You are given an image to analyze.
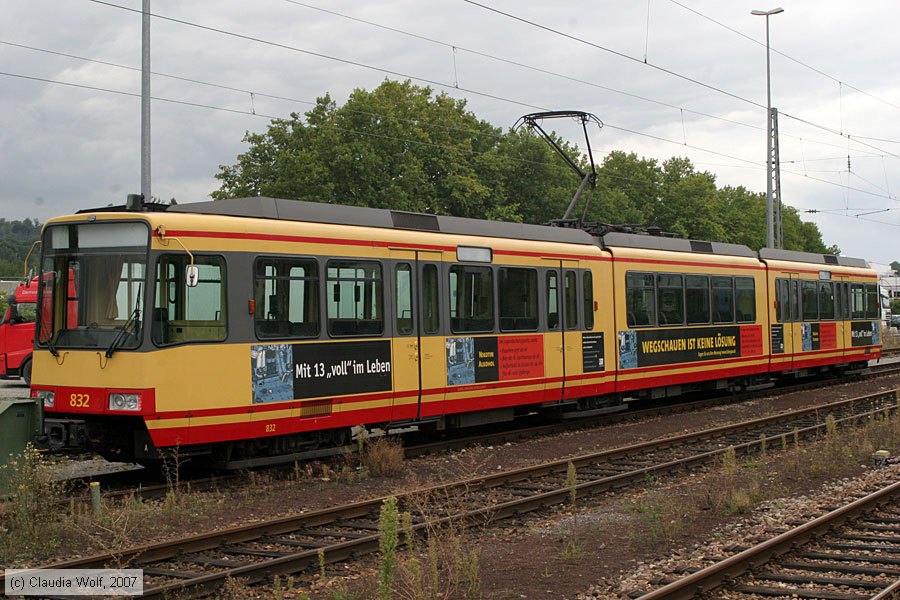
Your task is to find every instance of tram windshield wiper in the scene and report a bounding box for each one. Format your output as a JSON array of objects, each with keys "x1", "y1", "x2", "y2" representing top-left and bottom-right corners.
[
  {"x1": 46, "y1": 329, "x2": 60, "y2": 358},
  {"x1": 105, "y1": 284, "x2": 142, "y2": 359}
]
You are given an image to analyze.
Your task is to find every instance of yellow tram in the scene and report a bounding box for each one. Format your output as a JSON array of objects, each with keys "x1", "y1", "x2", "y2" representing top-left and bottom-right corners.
[{"x1": 30, "y1": 197, "x2": 880, "y2": 466}]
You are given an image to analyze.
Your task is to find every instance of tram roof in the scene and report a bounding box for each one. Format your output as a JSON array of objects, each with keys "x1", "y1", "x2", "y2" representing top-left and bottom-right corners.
[
  {"x1": 167, "y1": 197, "x2": 599, "y2": 246},
  {"x1": 599, "y1": 231, "x2": 757, "y2": 258},
  {"x1": 758, "y1": 247, "x2": 868, "y2": 269}
]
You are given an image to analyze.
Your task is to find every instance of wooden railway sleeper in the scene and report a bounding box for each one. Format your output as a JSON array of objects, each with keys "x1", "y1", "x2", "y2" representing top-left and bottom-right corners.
[
  {"x1": 835, "y1": 532, "x2": 900, "y2": 543},
  {"x1": 142, "y1": 567, "x2": 201, "y2": 579},
  {"x1": 731, "y1": 583, "x2": 872, "y2": 599},
  {"x1": 852, "y1": 522, "x2": 900, "y2": 532},
  {"x1": 218, "y1": 545, "x2": 294, "y2": 558},
  {"x1": 260, "y1": 536, "x2": 329, "y2": 549},
  {"x1": 825, "y1": 541, "x2": 900, "y2": 553},
  {"x1": 865, "y1": 516, "x2": 900, "y2": 524},
  {"x1": 750, "y1": 570, "x2": 889, "y2": 589},
  {"x1": 180, "y1": 554, "x2": 250, "y2": 569},
  {"x1": 799, "y1": 550, "x2": 900, "y2": 566},
  {"x1": 289, "y1": 528, "x2": 373, "y2": 539},
  {"x1": 779, "y1": 559, "x2": 900, "y2": 577}
]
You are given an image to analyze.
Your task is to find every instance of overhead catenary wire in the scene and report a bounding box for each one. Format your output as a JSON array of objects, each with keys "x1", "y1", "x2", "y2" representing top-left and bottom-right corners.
[
  {"x1": 8, "y1": 0, "x2": 899, "y2": 235},
  {"x1": 81, "y1": 0, "x2": 900, "y2": 160},
  {"x1": 667, "y1": 0, "x2": 900, "y2": 115},
  {"x1": 462, "y1": 0, "x2": 900, "y2": 160},
  {"x1": 6, "y1": 63, "x2": 898, "y2": 213}
]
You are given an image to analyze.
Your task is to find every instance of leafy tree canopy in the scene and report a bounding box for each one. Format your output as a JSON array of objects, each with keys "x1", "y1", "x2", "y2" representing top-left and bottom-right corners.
[
  {"x1": 214, "y1": 79, "x2": 835, "y2": 254},
  {"x1": 0, "y1": 218, "x2": 42, "y2": 278}
]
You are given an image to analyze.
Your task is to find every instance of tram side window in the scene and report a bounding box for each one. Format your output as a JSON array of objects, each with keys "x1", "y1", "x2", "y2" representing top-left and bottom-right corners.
[
  {"x1": 626, "y1": 272, "x2": 655, "y2": 327},
  {"x1": 583, "y1": 271, "x2": 594, "y2": 331},
  {"x1": 711, "y1": 276, "x2": 734, "y2": 323},
  {"x1": 790, "y1": 280, "x2": 800, "y2": 323},
  {"x1": 499, "y1": 268, "x2": 538, "y2": 331},
  {"x1": 395, "y1": 264, "x2": 413, "y2": 335},
  {"x1": 818, "y1": 281, "x2": 835, "y2": 320},
  {"x1": 775, "y1": 279, "x2": 789, "y2": 322},
  {"x1": 656, "y1": 274, "x2": 684, "y2": 326},
  {"x1": 153, "y1": 255, "x2": 226, "y2": 345},
  {"x1": 422, "y1": 264, "x2": 439, "y2": 334},
  {"x1": 254, "y1": 258, "x2": 319, "y2": 339},
  {"x1": 801, "y1": 280, "x2": 818, "y2": 321},
  {"x1": 865, "y1": 283, "x2": 879, "y2": 319},
  {"x1": 850, "y1": 284, "x2": 865, "y2": 319},
  {"x1": 449, "y1": 265, "x2": 493, "y2": 333},
  {"x1": 735, "y1": 277, "x2": 756, "y2": 323},
  {"x1": 564, "y1": 271, "x2": 578, "y2": 330},
  {"x1": 546, "y1": 271, "x2": 559, "y2": 330},
  {"x1": 326, "y1": 260, "x2": 383, "y2": 337},
  {"x1": 686, "y1": 275, "x2": 710, "y2": 325},
  {"x1": 835, "y1": 282, "x2": 849, "y2": 320}
]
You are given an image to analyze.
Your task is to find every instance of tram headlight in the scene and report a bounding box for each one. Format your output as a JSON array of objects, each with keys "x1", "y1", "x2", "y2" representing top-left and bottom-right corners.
[
  {"x1": 32, "y1": 389, "x2": 54, "y2": 408},
  {"x1": 108, "y1": 393, "x2": 141, "y2": 412}
]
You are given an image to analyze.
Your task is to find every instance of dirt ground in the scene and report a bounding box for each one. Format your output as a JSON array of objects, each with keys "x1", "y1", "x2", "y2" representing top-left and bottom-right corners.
[{"x1": 5, "y1": 372, "x2": 900, "y2": 599}]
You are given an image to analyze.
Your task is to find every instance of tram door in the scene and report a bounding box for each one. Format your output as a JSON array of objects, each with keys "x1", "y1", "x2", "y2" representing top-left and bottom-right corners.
[
  {"x1": 390, "y1": 250, "x2": 443, "y2": 421},
  {"x1": 786, "y1": 274, "x2": 801, "y2": 370},
  {"x1": 835, "y1": 275, "x2": 849, "y2": 362},
  {"x1": 542, "y1": 259, "x2": 580, "y2": 402}
]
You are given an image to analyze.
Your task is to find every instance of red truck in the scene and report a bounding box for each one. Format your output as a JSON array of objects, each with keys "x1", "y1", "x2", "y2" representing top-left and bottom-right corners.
[{"x1": 0, "y1": 277, "x2": 39, "y2": 385}]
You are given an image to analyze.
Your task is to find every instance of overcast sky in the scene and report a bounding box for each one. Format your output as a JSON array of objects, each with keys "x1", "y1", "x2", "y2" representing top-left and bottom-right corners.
[{"x1": 2, "y1": 0, "x2": 899, "y2": 266}]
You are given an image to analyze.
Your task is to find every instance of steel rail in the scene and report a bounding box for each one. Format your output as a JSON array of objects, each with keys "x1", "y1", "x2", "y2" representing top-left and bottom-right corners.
[
  {"x1": 3, "y1": 388, "x2": 897, "y2": 598},
  {"x1": 636, "y1": 480, "x2": 900, "y2": 600}
]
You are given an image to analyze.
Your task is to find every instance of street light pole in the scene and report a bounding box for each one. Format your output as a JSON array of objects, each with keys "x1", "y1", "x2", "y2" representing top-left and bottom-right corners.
[{"x1": 751, "y1": 7, "x2": 783, "y2": 249}]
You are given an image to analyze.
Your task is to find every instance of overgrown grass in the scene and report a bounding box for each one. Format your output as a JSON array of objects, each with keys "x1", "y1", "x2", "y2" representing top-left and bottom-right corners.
[
  {"x1": 0, "y1": 444, "x2": 65, "y2": 561},
  {"x1": 626, "y1": 409, "x2": 900, "y2": 550}
]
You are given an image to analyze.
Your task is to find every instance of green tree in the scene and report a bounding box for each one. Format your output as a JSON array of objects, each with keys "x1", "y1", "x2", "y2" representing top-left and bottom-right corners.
[
  {"x1": 0, "y1": 218, "x2": 42, "y2": 278},
  {"x1": 213, "y1": 79, "x2": 837, "y2": 253}
]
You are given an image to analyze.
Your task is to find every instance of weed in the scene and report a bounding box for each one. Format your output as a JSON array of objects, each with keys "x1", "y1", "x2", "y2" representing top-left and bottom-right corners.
[
  {"x1": 379, "y1": 496, "x2": 400, "y2": 600},
  {"x1": 627, "y1": 492, "x2": 684, "y2": 549},
  {"x1": 567, "y1": 461, "x2": 578, "y2": 508},
  {"x1": 0, "y1": 443, "x2": 65, "y2": 560},
  {"x1": 364, "y1": 436, "x2": 405, "y2": 477},
  {"x1": 722, "y1": 446, "x2": 737, "y2": 478}
]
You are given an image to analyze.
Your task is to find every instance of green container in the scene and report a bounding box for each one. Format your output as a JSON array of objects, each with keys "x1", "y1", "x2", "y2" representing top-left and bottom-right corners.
[{"x1": 0, "y1": 398, "x2": 43, "y2": 493}]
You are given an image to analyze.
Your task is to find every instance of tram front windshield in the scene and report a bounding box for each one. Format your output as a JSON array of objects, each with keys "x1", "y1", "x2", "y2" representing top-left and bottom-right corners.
[{"x1": 37, "y1": 222, "x2": 149, "y2": 351}]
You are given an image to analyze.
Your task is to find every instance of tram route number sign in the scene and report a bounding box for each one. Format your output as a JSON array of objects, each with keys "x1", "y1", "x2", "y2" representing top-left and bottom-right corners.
[{"x1": 251, "y1": 340, "x2": 391, "y2": 402}]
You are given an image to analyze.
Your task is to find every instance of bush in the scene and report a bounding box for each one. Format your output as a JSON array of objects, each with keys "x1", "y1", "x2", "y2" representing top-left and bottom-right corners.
[{"x1": 363, "y1": 437, "x2": 405, "y2": 477}]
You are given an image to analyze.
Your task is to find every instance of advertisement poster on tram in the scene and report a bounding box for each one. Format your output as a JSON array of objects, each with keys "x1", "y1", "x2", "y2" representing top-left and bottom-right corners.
[
  {"x1": 251, "y1": 340, "x2": 392, "y2": 403},
  {"x1": 618, "y1": 325, "x2": 763, "y2": 370}
]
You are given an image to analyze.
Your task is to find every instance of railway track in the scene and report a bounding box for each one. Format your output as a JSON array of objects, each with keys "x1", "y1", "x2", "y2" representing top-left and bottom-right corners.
[
  {"x1": 7, "y1": 388, "x2": 898, "y2": 598},
  {"x1": 56, "y1": 359, "x2": 900, "y2": 505},
  {"x1": 636, "y1": 479, "x2": 900, "y2": 599}
]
